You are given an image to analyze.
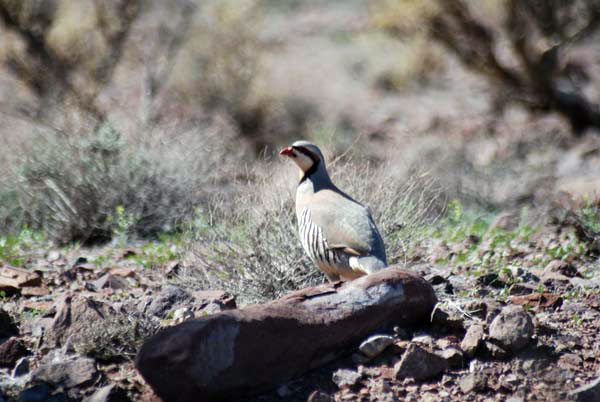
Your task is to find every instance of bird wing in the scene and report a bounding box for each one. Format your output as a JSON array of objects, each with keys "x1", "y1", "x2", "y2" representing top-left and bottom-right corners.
[{"x1": 307, "y1": 189, "x2": 379, "y2": 255}]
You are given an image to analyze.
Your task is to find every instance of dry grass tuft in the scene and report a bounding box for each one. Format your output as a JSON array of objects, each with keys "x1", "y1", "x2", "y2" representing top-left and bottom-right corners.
[
  {"x1": 74, "y1": 311, "x2": 159, "y2": 362},
  {"x1": 2, "y1": 123, "x2": 245, "y2": 244}
]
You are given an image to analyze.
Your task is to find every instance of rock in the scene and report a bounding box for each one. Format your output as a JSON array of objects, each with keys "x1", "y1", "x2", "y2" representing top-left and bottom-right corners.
[
  {"x1": 137, "y1": 268, "x2": 437, "y2": 402},
  {"x1": 510, "y1": 292, "x2": 563, "y2": 309},
  {"x1": 459, "y1": 373, "x2": 487, "y2": 393},
  {"x1": 0, "y1": 266, "x2": 41, "y2": 294},
  {"x1": 439, "y1": 347, "x2": 464, "y2": 368},
  {"x1": 461, "y1": 324, "x2": 485, "y2": 357},
  {"x1": 192, "y1": 290, "x2": 237, "y2": 314},
  {"x1": 307, "y1": 390, "x2": 333, "y2": 402},
  {"x1": 393, "y1": 326, "x2": 411, "y2": 340},
  {"x1": 489, "y1": 211, "x2": 519, "y2": 231},
  {"x1": 20, "y1": 287, "x2": 50, "y2": 297},
  {"x1": 147, "y1": 285, "x2": 191, "y2": 318},
  {"x1": 109, "y1": 267, "x2": 137, "y2": 278},
  {"x1": 558, "y1": 353, "x2": 583, "y2": 370},
  {"x1": 426, "y1": 274, "x2": 447, "y2": 285},
  {"x1": 12, "y1": 357, "x2": 30, "y2": 377},
  {"x1": 488, "y1": 306, "x2": 534, "y2": 352},
  {"x1": 394, "y1": 344, "x2": 448, "y2": 381},
  {"x1": 47, "y1": 250, "x2": 61, "y2": 262},
  {"x1": 569, "y1": 376, "x2": 600, "y2": 402},
  {"x1": 545, "y1": 260, "x2": 579, "y2": 278},
  {"x1": 332, "y1": 369, "x2": 361, "y2": 388},
  {"x1": 92, "y1": 274, "x2": 128, "y2": 291},
  {"x1": 541, "y1": 271, "x2": 571, "y2": 287},
  {"x1": 31, "y1": 354, "x2": 98, "y2": 389},
  {"x1": 0, "y1": 337, "x2": 28, "y2": 367},
  {"x1": 359, "y1": 334, "x2": 394, "y2": 359},
  {"x1": 0, "y1": 309, "x2": 18, "y2": 338},
  {"x1": 82, "y1": 384, "x2": 128, "y2": 402},
  {"x1": 430, "y1": 306, "x2": 464, "y2": 330},
  {"x1": 483, "y1": 340, "x2": 508, "y2": 360},
  {"x1": 508, "y1": 283, "x2": 536, "y2": 296},
  {"x1": 411, "y1": 334, "x2": 434, "y2": 347},
  {"x1": 172, "y1": 307, "x2": 194, "y2": 323},
  {"x1": 44, "y1": 295, "x2": 108, "y2": 348},
  {"x1": 165, "y1": 262, "x2": 180, "y2": 277},
  {"x1": 477, "y1": 273, "x2": 506, "y2": 289}
]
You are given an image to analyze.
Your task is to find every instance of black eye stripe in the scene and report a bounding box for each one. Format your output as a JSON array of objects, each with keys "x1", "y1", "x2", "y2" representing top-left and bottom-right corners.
[{"x1": 293, "y1": 146, "x2": 319, "y2": 163}]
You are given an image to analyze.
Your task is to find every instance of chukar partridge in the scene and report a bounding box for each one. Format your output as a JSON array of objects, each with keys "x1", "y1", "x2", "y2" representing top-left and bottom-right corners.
[{"x1": 280, "y1": 140, "x2": 387, "y2": 281}]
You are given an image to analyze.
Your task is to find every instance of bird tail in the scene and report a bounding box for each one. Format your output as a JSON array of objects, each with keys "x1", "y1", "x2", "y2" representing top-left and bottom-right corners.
[{"x1": 349, "y1": 255, "x2": 387, "y2": 275}]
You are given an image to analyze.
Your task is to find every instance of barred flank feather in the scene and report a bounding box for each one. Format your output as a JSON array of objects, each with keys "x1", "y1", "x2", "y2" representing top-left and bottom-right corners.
[{"x1": 298, "y1": 207, "x2": 342, "y2": 275}]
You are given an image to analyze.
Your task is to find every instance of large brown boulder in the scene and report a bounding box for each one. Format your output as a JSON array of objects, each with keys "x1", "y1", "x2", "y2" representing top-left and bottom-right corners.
[{"x1": 136, "y1": 267, "x2": 437, "y2": 402}]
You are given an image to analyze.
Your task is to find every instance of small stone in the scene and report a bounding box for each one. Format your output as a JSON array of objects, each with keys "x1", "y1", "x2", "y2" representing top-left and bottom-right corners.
[
  {"x1": 307, "y1": 390, "x2": 333, "y2": 402},
  {"x1": 394, "y1": 344, "x2": 448, "y2": 381},
  {"x1": 0, "y1": 266, "x2": 41, "y2": 293},
  {"x1": 484, "y1": 341, "x2": 508, "y2": 360},
  {"x1": 459, "y1": 373, "x2": 487, "y2": 393},
  {"x1": 430, "y1": 307, "x2": 464, "y2": 330},
  {"x1": 92, "y1": 274, "x2": 127, "y2": 291},
  {"x1": 568, "y1": 376, "x2": 600, "y2": 402},
  {"x1": 461, "y1": 324, "x2": 484, "y2": 357},
  {"x1": 359, "y1": 334, "x2": 394, "y2": 359},
  {"x1": 82, "y1": 385, "x2": 115, "y2": 402},
  {"x1": 426, "y1": 274, "x2": 447, "y2": 285},
  {"x1": 165, "y1": 262, "x2": 181, "y2": 277},
  {"x1": 31, "y1": 355, "x2": 98, "y2": 389},
  {"x1": 477, "y1": 273, "x2": 506, "y2": 289},
  {"x1": 411, "y1": 334, "x2": 434, "y2": 346},
  {"x1": 193, "y1": 290, "x2": 237, "y2": 314},
  {"x1": 12, "y1": 356, "x2": 30, "y2": 377},
  {"x1": 501, "y1": 373, "x2": 519, "y2": 391},
  {"x1": 332, "y1": 369, "x2": 361, "y2": 388},
  {"x1": 20, "y1": 286, "x2": 50, "y2": 297},
  {"x1": 558, "y1": 353, "x2": 583, "y2": 370},
  {"x1": 147, "y1": 285, "x2": 191, "y2": 318},
  {"x1": 0, "y1": 337, "x2": 28, "y2": 367},
  {"x1": 109, "y1": 267, "x2": 136, "y2": 278},
  {"x1": 172, "y1": 307, "x2": 194, "y2": 323},
  {"x1": 47, "y1": 250, "x2": 61, "y2": 262},
  {"x1": 483, "y1": 341, "x2": 508, "y2": 360},
  {"x1": 545, "y1": 260, "x2": 578, "y2": 277},
  {"x1": 393, "y1": 327, "x2": 411, "y2": 339},
  {"x1": 488, "y1": 306, "x2": 534, "y2": 352},
  {"x1": 439, "y1": 347, "x2": 464, "y2": 368}
]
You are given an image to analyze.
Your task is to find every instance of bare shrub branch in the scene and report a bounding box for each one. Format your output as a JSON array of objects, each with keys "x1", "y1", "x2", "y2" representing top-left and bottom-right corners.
[{"x1": 430, "y1": 0, "x2": 600, "y2": 134}]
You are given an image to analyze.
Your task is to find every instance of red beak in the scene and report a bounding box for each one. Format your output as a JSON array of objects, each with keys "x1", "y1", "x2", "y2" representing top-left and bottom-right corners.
[{"x1": 279, "y1": 146, "x2": 295, "y2": 157}]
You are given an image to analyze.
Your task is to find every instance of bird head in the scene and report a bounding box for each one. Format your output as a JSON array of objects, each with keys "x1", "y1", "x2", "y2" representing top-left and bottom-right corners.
[{"x1": 279, "y1": 141, "x2": 326, "y2": 179}]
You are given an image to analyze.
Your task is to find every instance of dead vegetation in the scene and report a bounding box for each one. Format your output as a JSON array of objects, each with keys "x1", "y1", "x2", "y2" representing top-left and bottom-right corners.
[
  {"x1": 430, "y1": 0, "x2": 600, "y2": 134},
  {"x1": 3, "y1": 123, "x2": 244, "y2": 245}
]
